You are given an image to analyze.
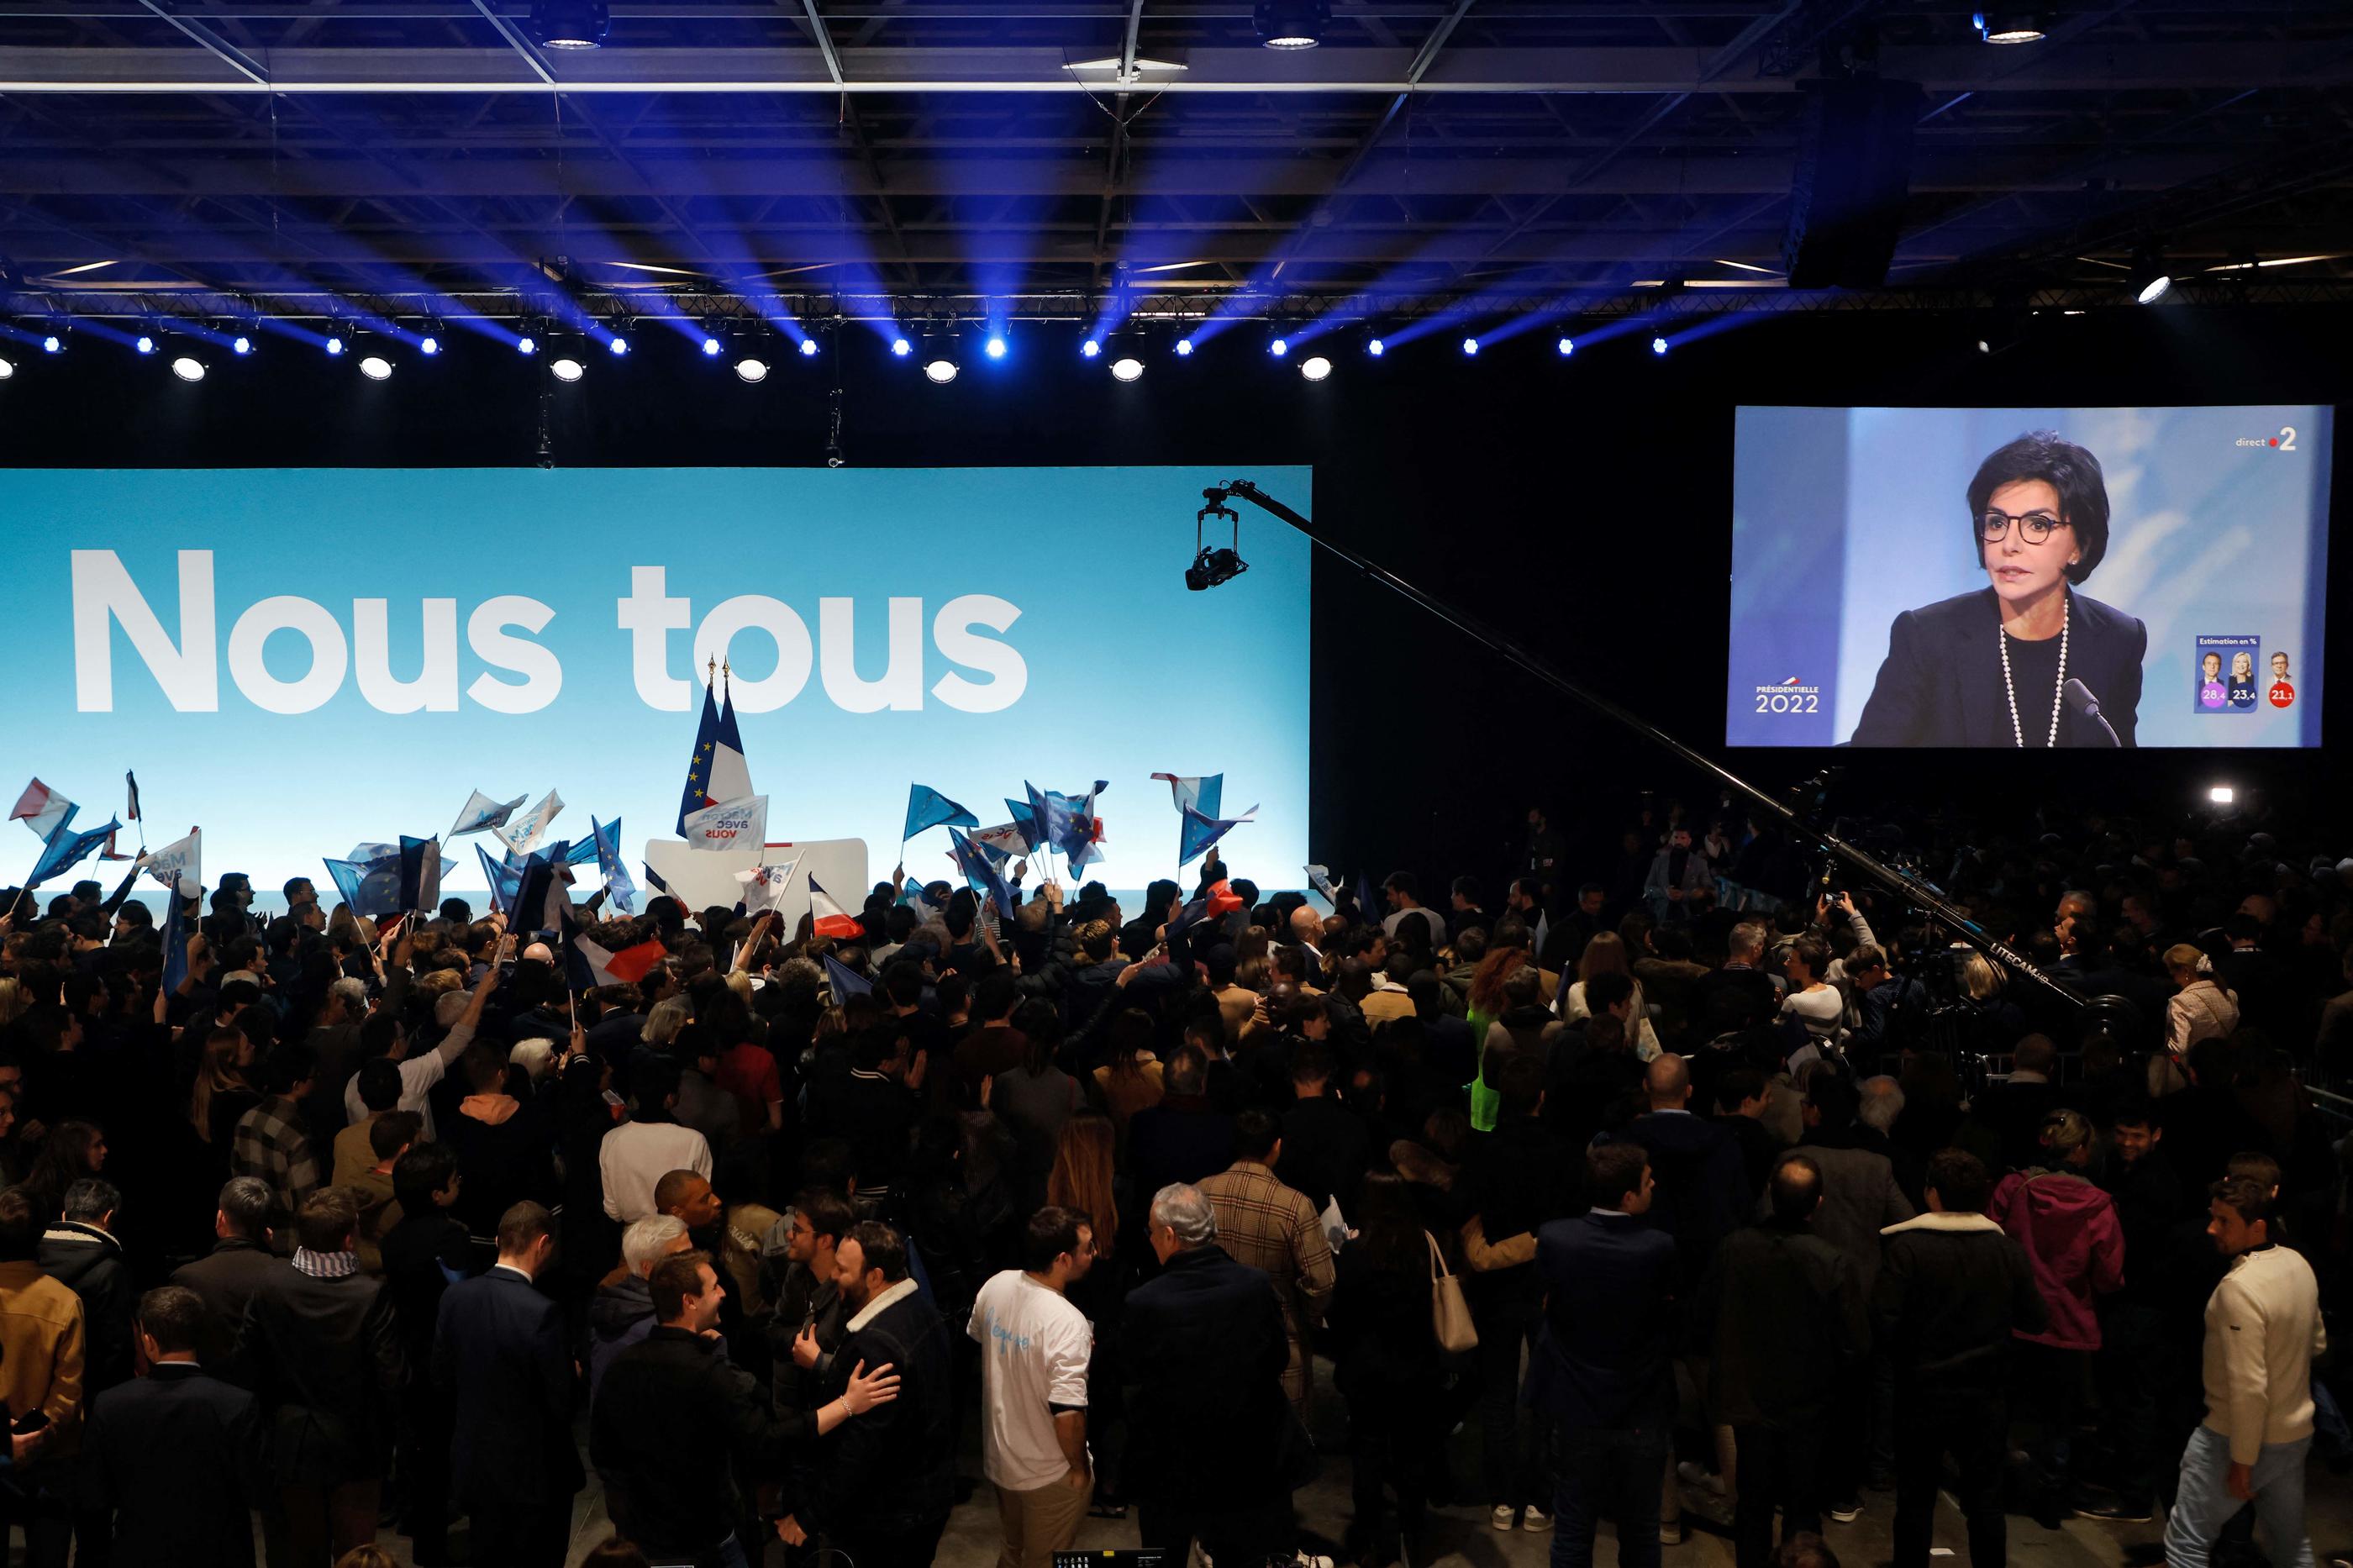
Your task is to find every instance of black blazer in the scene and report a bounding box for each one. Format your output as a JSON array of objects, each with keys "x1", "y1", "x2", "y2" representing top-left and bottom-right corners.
[
  {"x1": 81, "y1": 1363, "x2": 263, "y2": 1568},
  {"x1": 1849, "y1": 587, "x2": 2145, "y2": 747},
  {"x1": 1121, "y1": 1244, "x2": 1293, "y2": 1508},
  {"x1": 431, "y1": 1265, "x2": 582, "y2": 1505},
  {"x1": 229, "y1": 1263, "x2": 404, "y2": 1486}
]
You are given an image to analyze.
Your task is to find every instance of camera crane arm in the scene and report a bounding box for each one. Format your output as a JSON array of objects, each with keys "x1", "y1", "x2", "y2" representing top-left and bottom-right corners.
[{"x1": 1200, "y1": 476, "x2": 2085, "y2": 1018}]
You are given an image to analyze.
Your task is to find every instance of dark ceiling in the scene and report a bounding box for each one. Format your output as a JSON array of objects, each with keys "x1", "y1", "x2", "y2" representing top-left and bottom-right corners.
[{"x1": 3, "y1": 0, "x2": 2351, "y2": 329}]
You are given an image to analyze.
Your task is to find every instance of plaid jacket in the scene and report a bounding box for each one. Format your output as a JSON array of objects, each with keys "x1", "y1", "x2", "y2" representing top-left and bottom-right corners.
[
  {"x1": 231, "y1": 1094, "x2": 323, "y2": 1249},
  {"x1": 1198, "y1": 1160, "x2": 1334, "y2": 1407}
]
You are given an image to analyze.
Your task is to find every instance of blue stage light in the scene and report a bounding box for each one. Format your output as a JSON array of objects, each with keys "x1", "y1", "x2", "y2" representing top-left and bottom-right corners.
[
  {"x1": 1175, "y1": 337, "x2": 1194, "y2": 357},
  {"x1": 798, "y1": 338, "x2": 819, "y2": 357},
  {"x1": 891, "y1": 336, "x2": 912, "y2": 357},
  {"x1": 1081, "y1": 338, "x2": 1101, "y2": 359},
  {"x1": 135, "y1": 335, "x2": 155, "y2": 356},
  {"x1": 610, "y1": 336, "x2": 631, "y2": 356},
  {"x1": 1651, "y1": 335, "x2": 1669, "y2": 355},
  {"x1": 985, "y1": 335, "x2": 1008, "y2": 360},
  {"x1": 1557, "y1": 337, "x2": 1575, "y2": 356},
  {"x1": 1366, "y1": 337, "x2": 1385, "y2": 357},
  {"x1": 516, "y1": 335, "x2": 538, "y2": 356},
  {"x1": 420, "y1": 336, "x2": 441, "y2": 357},
  {"x1": 701, "y1": 335, "x2": 722, "y2": 357},
  {"x1": 1461, "y1": 336, "x2": 1480, "y2": 356},
  {"x1": 1269, "y1": 336, "x2": 1288, "y2": 358},
  {"x1": 325, "y1": 335, "x2": 345, "y2": 357},
  {"x1": 41, "y1": 334, "x2": 63, "y2": 355},
  {"x1": 231, "y1": 335, "x2": 253, "y2": 356}
]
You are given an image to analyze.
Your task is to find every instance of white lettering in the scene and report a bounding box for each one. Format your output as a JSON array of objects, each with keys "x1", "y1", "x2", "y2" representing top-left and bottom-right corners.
[
  {"x1": 466, "y1": 596, "x2": 562, "y2": 713},
  {"x1": 353, "y1": 598, "x2": 460, "y2": 713},
  {"x1": 930, "y1": 594, "x2": 1028, "y2": 713},
  {"x1": 694, "y1": 597, "x2": 813, "y2": 713},
  {"x1": 617, "y1": 565, "x2": 692, "y2": 712},
  {"x1": 819, "y1": 597, "x2": 925, "y2": 713},
  {"x1": 71, "y1": 549, "x2": 218, "y2": 713},
  {"x1": 226, "y1": 596, "x2": 349, "y2": 715}
]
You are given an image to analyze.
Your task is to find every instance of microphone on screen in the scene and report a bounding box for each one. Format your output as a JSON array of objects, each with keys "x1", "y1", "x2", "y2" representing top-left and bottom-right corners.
[{"x1": 2063, "y1": 677, "x2": 2122, "y2": 748}]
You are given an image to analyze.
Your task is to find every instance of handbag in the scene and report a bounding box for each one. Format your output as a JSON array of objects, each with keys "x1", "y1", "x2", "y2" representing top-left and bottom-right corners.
[{"x1": 1427, "y1": 1231, "x2": 1479, "y2": 1355}]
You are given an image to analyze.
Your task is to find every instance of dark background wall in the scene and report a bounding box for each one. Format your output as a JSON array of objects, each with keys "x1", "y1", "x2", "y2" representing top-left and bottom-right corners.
[{"x1": 6, "y1": 303, "x2": 2348, "y2": 894}]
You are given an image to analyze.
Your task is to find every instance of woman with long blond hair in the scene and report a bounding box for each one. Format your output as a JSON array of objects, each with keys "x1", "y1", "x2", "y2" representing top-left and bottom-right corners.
[
  {"x1": 1045, "y1": 1107, "x2": 1134, "y2": 1515},
  {"x1": 1558, "y1": 931, "x2": 1662, "y2": 1060},
  {"x1": 190, "y1": 1025, "x2": 261, "y2": 1163}
]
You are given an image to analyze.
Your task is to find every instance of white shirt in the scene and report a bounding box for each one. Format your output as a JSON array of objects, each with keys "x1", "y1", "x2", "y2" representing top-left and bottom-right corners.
[
  {"x1": 967, "y1": 1270, "x2": 1092, "y2": 1492},
  {"x1": 598, "y1": 1120, "x2": 713, "y2": 1222},
  {"x1": 343, "y1": 1020, "x2": 476, "y2": 1139}
]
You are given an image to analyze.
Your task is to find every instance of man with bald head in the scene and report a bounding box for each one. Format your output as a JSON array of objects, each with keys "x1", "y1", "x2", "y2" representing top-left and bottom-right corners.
[
  {"x1": 1695, "y1": 1155, "x2": 1866, "y2": 1568},
  {"x1": 1625, "y1": 1053, "x2": 1750, "y2": 1290}
]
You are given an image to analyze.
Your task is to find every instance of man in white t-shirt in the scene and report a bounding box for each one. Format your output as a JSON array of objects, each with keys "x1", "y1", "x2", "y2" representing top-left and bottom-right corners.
[{"x1": 969, "y1": 1206, "x2": 1099, "y2": 1568}]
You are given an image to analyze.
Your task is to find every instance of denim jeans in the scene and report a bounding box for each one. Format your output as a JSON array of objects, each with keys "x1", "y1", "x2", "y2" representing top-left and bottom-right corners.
[
  {"x1": 1550, "y1": 1422, "x2": 1670, "y2": 1568},
  {"x1": 1476, "y1": 1293, "x2": 1546, "y2": 1507},
  {"x1": 2161, "y1": 1427, "x2": 2315, "y2": 1568}
]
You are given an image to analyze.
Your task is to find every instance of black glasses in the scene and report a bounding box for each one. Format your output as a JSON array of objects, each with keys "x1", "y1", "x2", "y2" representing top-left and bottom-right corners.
[{"x1": 1979, "y1": 508, "x2": 2066, "y2": 544}]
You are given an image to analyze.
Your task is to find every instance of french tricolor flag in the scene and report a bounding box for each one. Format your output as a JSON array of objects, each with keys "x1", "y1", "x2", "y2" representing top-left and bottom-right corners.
[
  {"x1": 10, "y1": 779, "x2": 74, "y2": 840},
  {"x1": 806, "y1": 877, "x2": 863, "y2": 940}
]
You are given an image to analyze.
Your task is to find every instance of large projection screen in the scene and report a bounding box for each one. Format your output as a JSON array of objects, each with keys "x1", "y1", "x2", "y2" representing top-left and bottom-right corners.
[
  {"x1": 10, "y1": 466, "x2": 1312, "y2": 896},
  {"x1": 1727, "y1": 406, "x2": 2333, "y2": 749}
]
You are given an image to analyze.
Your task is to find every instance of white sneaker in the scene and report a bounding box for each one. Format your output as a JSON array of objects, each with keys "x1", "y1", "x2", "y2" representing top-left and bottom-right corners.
[
  {"x1": 1490, "y1": 1505, "x2": 1518, "y2": 1531},
  {"x1": 1521, "y1": 1507, "x2": 1554, "y2": 1534},
  {"x1": 1659, "y1": 1519, "x2": 1686, "y2": 1546},
  {"x1": 1677, "y1": 1460, "x2": 1727, "y2": 1497}
]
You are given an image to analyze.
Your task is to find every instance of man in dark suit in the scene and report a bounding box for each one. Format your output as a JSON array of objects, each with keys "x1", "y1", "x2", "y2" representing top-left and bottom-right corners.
[
  {"x1": 1528, "y1": 1140, "x2": 1680, "y2": 1568},
  {"x1": 229, "y1": 1187, "x2": 404, "y2": 1567},
  {"x1": 169, "y1": 1178, "x2": 278, "y2": 1371},
  {"x1": 1624, "y1": 1055, "x2": 1749, "y2": 1291},
  {"x1": 782, "y1": 1221, "x2": 955, "y2": 1568},
  {"x1": 1274, "y1": 1044, "x2": 1369, "y2": 1215},
  {"x1": 1122, "y1": 1182, "x2": 1298, "y2": 1568},
  {"x1": 432, "y1": 1201, "x2": 581, "y2": 1568},
  {"x1": 81, "y1": 1286, "x2": 263, "y2": 1568}
]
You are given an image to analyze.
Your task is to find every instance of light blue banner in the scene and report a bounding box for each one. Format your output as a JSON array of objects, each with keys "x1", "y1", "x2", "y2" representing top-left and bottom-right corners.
[{"x1": 5, "y1": 466, "x2": 1313, "y2": 894}]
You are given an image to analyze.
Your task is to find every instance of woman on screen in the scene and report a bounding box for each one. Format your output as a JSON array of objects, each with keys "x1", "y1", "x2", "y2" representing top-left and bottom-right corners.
[
  {"x1": 2229, "y1": 650, "x2": 2258, "y2": 709},
  {"x1": 1849, "y1": 430, "x2": 2146, "y2": 747}
]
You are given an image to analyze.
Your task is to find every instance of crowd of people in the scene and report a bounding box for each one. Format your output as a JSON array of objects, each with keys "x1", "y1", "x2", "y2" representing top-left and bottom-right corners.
[{"x1": 0, "y1": 786, "x2": 2345, "y2": 1568}]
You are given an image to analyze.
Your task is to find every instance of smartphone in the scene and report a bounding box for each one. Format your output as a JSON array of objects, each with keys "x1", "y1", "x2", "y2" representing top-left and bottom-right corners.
[{"x1": 14, "y1": 1409, "x2": 49, "y2": 1434}]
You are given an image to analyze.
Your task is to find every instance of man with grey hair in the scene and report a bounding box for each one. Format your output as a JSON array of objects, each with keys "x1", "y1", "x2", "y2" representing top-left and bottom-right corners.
[
  {"x1": 1700, "y1": 921, "x2": 1783, "y2": 1036},
  {"x1": 1857, "y1": 1076, "x2": 1905, "y2": 1134},
  {"x1": 171, "y1": 1177, "x2": 278, "y2": 1367},
  {"x1": 589, "y1": 1214, "x2": 692, "y2": 1404},
  {"x1": 1124, "y1": 1184, "x2": 1314, "y2": 1568}
]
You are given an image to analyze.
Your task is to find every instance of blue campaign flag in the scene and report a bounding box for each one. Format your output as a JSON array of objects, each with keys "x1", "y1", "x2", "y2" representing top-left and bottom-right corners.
[
  {"x1": 1001, "y1": 798, "x2": 1040, "y2": 852},
  {"x1": 1024, "y1": 782, "x2": 1069, "y2": 862},
  {"x1": 947, "y1": 827, "x2": 1018, "y2": 918},
  {"x1": 28, "y1": 816, "x2": 121, "y2": 889},
  {"x1": 676, "y1": 680, "x2": 724, "y2": 837},
  {"x1": 591, "y1": 816, "x2": 637, "y2": 913},
  {"x1": 323, "y1": 855, "x2": 405, "y2": 919},
  {"x1": 1055, "y1": 781, "x2": 1109, "y2": 864},
  {"x1": 823, "y1": 950, "x2": 873, "y2": 1000},
  {"x1": 903, "y1": 785, "x2": 979, "y2": 844},
  {"x1": 1179, "y1": 802, "x2": 1257, "y2": 868},
  {"x1": 561, "y1": 837, "x2": 600, "y2": 867},
  {"x1": 397, "y1": 835, "x2": 443, "y2": 913},
  {"x1": 476, "y1": 844, "x2": 521, "y2": 916},
  {"x1": 511, "y1": 848, "x2": 566, "y2": 935}
]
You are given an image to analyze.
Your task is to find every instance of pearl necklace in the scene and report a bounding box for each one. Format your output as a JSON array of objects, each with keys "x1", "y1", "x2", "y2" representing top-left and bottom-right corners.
[{"x1": 1999, "y1": 592, "x2": 2068, "y2": 748}]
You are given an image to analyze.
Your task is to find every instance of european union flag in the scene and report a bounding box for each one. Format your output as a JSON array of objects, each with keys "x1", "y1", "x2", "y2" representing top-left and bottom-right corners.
[
  {"x1": 676, "y1": 679, "x2": 724, "y2": 837},
  {"x1": 27, "y1": 816, "x2": 120, "y2": 889},
  {"x1": 903, "y1": 785, "x2": 979, "y2": 844},
  {"x1": 948, "y1": 827, "x2": 1018, "y2": 918}
]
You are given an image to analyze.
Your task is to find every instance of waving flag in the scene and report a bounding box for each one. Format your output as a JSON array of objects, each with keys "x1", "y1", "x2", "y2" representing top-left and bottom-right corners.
[
  {"x1": 903, "y1": 785, "x2": 979, "y2": 844},
  {"x1": 29, "y1": 816, "x2": 120, "y2": 889},
  {"x1": 1024, "y1": 783, "x2": 1069, "y2": 866},
  {"x1": 509, "y1": 845, "x2": 574, "y2": 935},
  {"x1": 684, "y1": 794, "x2": 766, "y2": 853},
  {"x1": 397, "y1": 835, "x2": 444, "y2": 913},
  {"x1": 806, "y1": 877, "x2": 862, "y2": 939},
  {"x1": 476, "y1": 843, "x2": 522, "y2": 917},
  {"x1": 11, "y1": 781, "x2": 75, "y2": 841},
  {"x1": 139, "y1": 829, "x2": 202, "y2": 897},
  {"x1": 124, "y1": 771, "x2": 141, "y2": 826},
  {"x1": 492, "y1": 790, "x2": 564, "y2": 855},
  {"x1": 823, "y1": 950, "x2": 873, "y2": 1000},
  {"x1": 1178, "y1": 802, "x2": 1257, "y2": 868},
  {"x1": 324, "y1": 855, "x2": 405, "y2": 920},
  {"x1": 160, "y1": 890, "x2": 192, "y2": 997},
  {"x1": 948, "y1": 827, "x2": 1018, "y2": 918},
  {"x1": 735, "y1": 856, "x2": 803, "y2": 917},
  {"x1": 968, "y1": 822, "x2": 1029, "y2": 864},
  {"x1": 1001, "y1": 799, "x2": 1040, "y2": 853},
  {"x1": 589, "y1": 816, "x2": 637, "y2": 913},
  {"x1": 1151, "y1": 772, "x2": 1224, "y2": 821},
  {"x1": 448, "y1": 790, "x2": 528, "y2": 841},
  {"x1": 561, "y1": 903, "x2": 667, "y2": 991},
  {"x1": 1057, "y1": 781, "x2": 1109, "y2": 864}
]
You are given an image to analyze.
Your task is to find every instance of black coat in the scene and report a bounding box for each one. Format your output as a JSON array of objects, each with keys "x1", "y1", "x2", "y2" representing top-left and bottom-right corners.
[
  {"x1": 800, "y1": 1285, "x2": 956, "y2": 1535},
  {"x1": 1849, "y1": 587, "x2": 2145, "y2": 748},
  {"x1": 1528, "y1": 1211, "x2": 1679, "y2": 1429},
  {"x1": 1122, "y1": 1244, "x2": 1292, "y2": 1507},
  {"x1": 1624, "y1": 1112, "x2": 1750, "y2": 1292},
  {"x1": 1872, "y1": 1213, "x2": 2049, "y2": 1386},
  {"x1": 38, "y1": 1223, "x2": 135, "y2": 1394},
  {"x1": 229, "y1": 1262, "x2": 405, "y2": 1485},
  {"x1": 432, "y1": 1266, "x2": 583, "y2": 1506},
  {"x1": 171, "y1": 1238, "x2": 280, "y2": 1372},
  {"x1": 1277, "y1": 1096, "x2": 1371, "y2": 1217},
  {"x1": 1694, "y1": 1221, "x2": 1866, "y2": 1429},
  {"x1": 81, "y1": 1364, "x2": 263, "y2": 1568},
  {"x1": 592, "y1": 1326, "x2": 808, "y2": 1556}
]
